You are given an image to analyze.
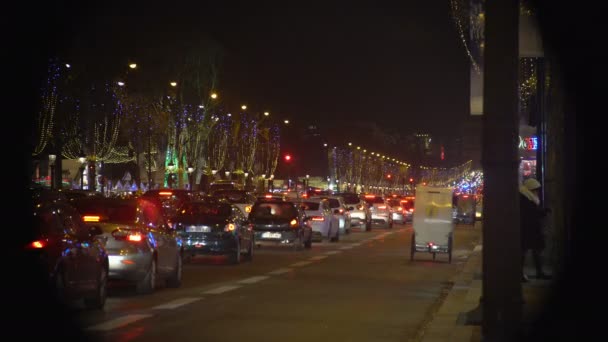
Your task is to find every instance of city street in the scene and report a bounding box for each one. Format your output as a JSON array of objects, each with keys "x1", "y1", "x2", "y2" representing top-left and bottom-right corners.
[{"x1": 75, "y1": 223, "x2": 481, "y2": 342}]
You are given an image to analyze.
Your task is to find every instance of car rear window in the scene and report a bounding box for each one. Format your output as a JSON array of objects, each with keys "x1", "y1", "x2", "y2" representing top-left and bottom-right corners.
[
  {"x1": 301, "y1": 202, "x2": 320, "y2": 210},
  {"x1": 337, "y1": 194, "x2": 360, "y2": 204},
  {"x1": 177, "y1": 202, "x2": 231, "y2": 218},
  {"x1": 364, "y1": 197, "x2": 385, "y2": 204},
  {"x1": 72, "y1": 200, "x2": 137, "y2": 224},
  {"x1": 251, "y1": 202, "x2": 298, "y2": 219},
  {"x1": 213, "y1": 190, "x2": 250, "y2": 203}
]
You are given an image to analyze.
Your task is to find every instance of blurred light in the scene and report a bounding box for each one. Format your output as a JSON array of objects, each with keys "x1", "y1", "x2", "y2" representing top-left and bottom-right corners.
[
  {"x1": 129, "y1": 63, "x2": 137, "y2": 69},
  {"x1": 241, "y1": 105, "x2": 247, "y2": 110},
  {"x1": 65, "y1": 64, "x2": 71, "y2": 68},
  {"x1": 170, "y1": 82, "x2": 177, "y2": 87},
  {"x1": 284, "y1": 120, "x2": 289, "y2": 124},
  {"x1": 31, "y1": 240, "x2": 45, "y2": 249},
  {"x1": 264, "y1": 112, "x2": 269, "y2": 116},
  {"x1": 117, "y1": 81, "x2": 125, "y2": 86},
  {"x1": 83, "y1": 215, "x2": 100, "y2": 222},
  {"x1": 227, "y1": 113, "x2": 232, "y2": 117},
  {"x1": 211, "y1": 93, "x2": 218, "y2": 99},
  {"x1": 199, "y1": 105, "x2": 204, "y2": 109}
]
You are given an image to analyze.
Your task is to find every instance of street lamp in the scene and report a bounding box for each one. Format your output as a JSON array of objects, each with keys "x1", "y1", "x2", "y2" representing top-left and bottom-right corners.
[
  {"x1": 241, "y1": 105, "x2": 247, "y2": 110},
  {"x1": 210, "y1": 92, "x2": 218, "y2": 99},
  {"x1": 48, "y1": 154, "x2": 56, "y2": 190},
  {"x1": 129, "y1": 63, "x2": 137, "y2": 69},
  {"x1": 170, "y1": 81, "x2": 177, "y2": 87},
  {"x1": 167, "y1": 162, "x2": 175, "y2": 188},
  {"x1": 264, "y1": 112, "x2": 269, "y2": 116},
  {"x1": 187, "y1": 166, "x2": 194, "y2": 190},
  {"x1": 225, "y1": 170, "x2": 231, "y2": 179},
  {"x1": 78, "y1": 154, "x2": 86, "y2": 189}
]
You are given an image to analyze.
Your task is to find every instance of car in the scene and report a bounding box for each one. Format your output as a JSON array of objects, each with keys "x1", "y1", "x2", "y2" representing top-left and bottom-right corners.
[
  {"x1": 211, "y1": 189, "x2": 257, "y2": 216},
  {"x1": 249, "y1": 200, "x2": 312, "y2": 250},
  {"x1": 71, "y1": 197, "x2": 183, "y2": 294},
  {"x1": 362, "y1": 195, "x2": 393, "y2": 228},
  {"x1": 335, "y1": 192, "x2": 372, "y2": 231},
  {"x1": 141, "y1": 188, "x2": 201, "y2": 220},
  {"x1": 310, "y1": 195, "x2": 350, "y2": 238},
  {"x1": 28, "y1": 188, "x2": 108, "y2": 309},
  {"x1": 386, "y1": 198, "x2": 406, "y2": 224},
  {"x1": 209, "y1": 180, "x2": 242, "y2": 193},
  {"x1": 299, "y1": 197, "x2": 337, "y2": 242},
  {"x1": 171, "y1": 199, "x2": 254, "y2": 264}
]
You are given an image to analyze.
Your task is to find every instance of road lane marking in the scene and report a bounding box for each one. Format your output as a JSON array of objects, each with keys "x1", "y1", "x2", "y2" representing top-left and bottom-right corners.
[
  {"x1": 309, "y1": 255, "x2": 327, "y2": 261},
  {"x1": 87, "y1": 314, "x2": 153, "y2": 331},
  {"x1": 324, "y1": 251, "x2": 341, "y2": 255},
  {"x1": 237, "y1": 276, "x2": 269, "y2": 284},
  {"x1": 289, "y1": 261, "x2": 313, "y2": 267},
  {"x1": 267, "y1": 268, "x2": 291, "y2": 275},
  {"x1": 152, "y1": 297, "x2": 202, "y2": 310},
  {"x1": 203, "y1": 285, "x2": 242, "y2": 294}
]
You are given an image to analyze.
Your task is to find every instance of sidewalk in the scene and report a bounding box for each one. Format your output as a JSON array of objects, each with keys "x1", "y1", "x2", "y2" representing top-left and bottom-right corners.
[{"x1": 419, "y1": 226, "x2": 555, "y2": 341}]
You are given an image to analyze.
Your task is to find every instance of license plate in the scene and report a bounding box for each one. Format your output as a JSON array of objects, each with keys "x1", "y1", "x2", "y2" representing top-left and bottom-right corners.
[
  {"x1": 262, "y1": 232, "x2": 282, "y2": 239},
  {"x1": 186, "y1": 226, "x2": 210, "y2": 233}
]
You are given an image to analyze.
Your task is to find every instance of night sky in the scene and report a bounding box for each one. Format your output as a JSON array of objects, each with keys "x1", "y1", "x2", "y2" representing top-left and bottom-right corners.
[{"x1": 50, "y1": 0, "x2": 471, "y2": 141}]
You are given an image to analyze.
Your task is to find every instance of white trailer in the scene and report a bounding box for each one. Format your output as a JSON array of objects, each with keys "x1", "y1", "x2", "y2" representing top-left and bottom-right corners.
[{"x1": 410, "y1": 185, "x2": 455, "y2": 263}]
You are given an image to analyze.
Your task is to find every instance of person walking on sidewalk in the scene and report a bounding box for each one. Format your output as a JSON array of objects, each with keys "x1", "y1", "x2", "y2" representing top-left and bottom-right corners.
[{"x1": 519, "y1": 177, "x2": 552, "y2": 282}]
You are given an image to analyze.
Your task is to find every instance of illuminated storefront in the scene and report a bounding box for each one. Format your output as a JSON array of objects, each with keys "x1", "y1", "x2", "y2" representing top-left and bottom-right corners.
[{"x1": 518, "y1": 134, "x2": 538, "y2": 183}]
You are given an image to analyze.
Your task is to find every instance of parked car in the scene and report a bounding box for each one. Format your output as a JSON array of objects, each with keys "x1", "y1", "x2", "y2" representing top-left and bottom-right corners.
[
  {"x1": 71, "y1": 197, "x2": 183, "y2": 294},
  {"x1": 249, "y1": 200, "x2": 312, "y2": 250},
  {"x1": 300, "y1": 197, "x2": 337, "y2": 242},
  {"x1": 171, "y1": 198, "x2": 254, "y2": 264},
  {"x1": 28, "y1": 188, "x2": 108, "y2": 309},
  {"x1": 335, "y1": 192, "x2": 372, "y2": 231}
]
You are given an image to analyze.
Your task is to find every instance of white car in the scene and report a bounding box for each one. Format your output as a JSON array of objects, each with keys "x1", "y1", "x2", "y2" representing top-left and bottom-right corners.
[
  {"x1": 300, "y1": 198, "x2": 339, "y2": 242},
  {"x1": 311, "y1": 195, "x2": 351, "y2": 237}
]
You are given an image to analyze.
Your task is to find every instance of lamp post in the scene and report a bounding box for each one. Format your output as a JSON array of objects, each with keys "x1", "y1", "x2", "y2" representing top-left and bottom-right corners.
[
  {"x1": 187, "y1": 166, "x2": 194, "y2": 190},
  {"x1": 78, "y1": 155, "x2": 86, "y2": 189},
  {"x1": 48, "y1": 154, "x2": 56, "y2": 190},
  {"x1": 167, "y1": 162, "x2": 175, "y2": 188},
  {"x1": 225, "y1": 170, "x2": 231, "y2": 180}
]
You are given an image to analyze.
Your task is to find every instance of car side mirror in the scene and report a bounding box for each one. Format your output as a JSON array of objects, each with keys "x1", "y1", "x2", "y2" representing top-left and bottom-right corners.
[
  {"x1": 333, "y1": 209, "x2": 340, "y2": 214},
  {"x1": 348, "y1": 206, "x2": 354, "y2": 211}
]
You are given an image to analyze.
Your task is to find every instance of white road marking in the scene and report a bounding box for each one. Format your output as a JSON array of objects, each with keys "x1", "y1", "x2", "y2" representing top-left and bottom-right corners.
[
  {"x1": 324, "y1": 250, "x2": 341, "y2": 255},
  {"x1": 309, "y1": 255, "x2": 328, "y2": 261},
  {"x1": 289, "y1": 261, "x2": 313, "y2": 267},
  {"x1": 267, "y1": 268, "x2": 291, "y2": 275},
  {"x1": 237, "y1": 276, "x2": 269, "y2": 284},
  {"x1": 86, "y1": 314, "x2": 153, "y2": 331},
  {"x1": 203, "y1": 285, "x2": 242, "y2": 294},
  {"x1": 152, "y1": 297, "x2": 202, "y2": 310}
]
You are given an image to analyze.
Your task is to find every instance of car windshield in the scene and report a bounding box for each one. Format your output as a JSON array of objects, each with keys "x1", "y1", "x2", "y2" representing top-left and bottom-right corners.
[
  {"x1": 337, "y1": 194, "x2": 360, "y2": 204},
  {"x1": 301, "y1": 202, "x2": 320, "y2": 210},
  {"x1": 177, "y1": 202, "x2": 231, "y2": 218},
  {"x1": 72, "y1": 200, "x2": 137, "y2": 224},
  {"x1": 251, "y1": 202, "x2": 298, "y2": 219},
  {"x1": 213, "y1": 190, "x2": 250, "y2": 203}
]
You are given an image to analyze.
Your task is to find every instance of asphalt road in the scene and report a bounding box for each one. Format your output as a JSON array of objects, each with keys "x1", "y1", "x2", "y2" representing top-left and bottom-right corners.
[{"x1": 73, "y1": 222, "x2": 481, "y2": 342}]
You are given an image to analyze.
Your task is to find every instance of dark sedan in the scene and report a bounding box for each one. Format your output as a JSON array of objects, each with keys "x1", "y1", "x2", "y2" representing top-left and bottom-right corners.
[
  {"x1": 249, "y1": 200, "x2": 312, "y2": 250},
  {"x1": 171, "y1": 199, "x2": 254, "y2": 264},
  {"x1": 28, "y1": 188, "x2": 108, "y2": 309}
]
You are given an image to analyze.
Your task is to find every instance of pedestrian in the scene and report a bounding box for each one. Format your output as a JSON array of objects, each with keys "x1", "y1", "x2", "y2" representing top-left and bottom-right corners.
[{"x1": 519, "y1": 177, "x2": 551, "y2": 282}]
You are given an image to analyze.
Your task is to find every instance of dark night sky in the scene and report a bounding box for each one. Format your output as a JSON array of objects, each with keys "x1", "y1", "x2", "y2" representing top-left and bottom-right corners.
[{"x1": 54, "y1": 0, "x2": 470, "y2": 140}]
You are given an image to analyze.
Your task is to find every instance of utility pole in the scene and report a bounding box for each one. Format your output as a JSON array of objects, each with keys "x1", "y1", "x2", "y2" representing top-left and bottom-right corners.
[{"x1": 481, "y1": 0, "x2": 522, "y2": 340}]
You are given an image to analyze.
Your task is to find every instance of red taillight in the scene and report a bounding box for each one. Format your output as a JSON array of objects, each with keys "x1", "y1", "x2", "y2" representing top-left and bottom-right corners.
[
  {"x1": 339, "y1": 208, "x2": 344, "y2": 214},
  {"x1": 159, "y1": 191, "x2": 173, "y2": 196},
  {"x1": 365, "y1": 195, "x2": 375, "y2": 198},
  {"x1": 265, "y1": 194, "x2": 272, "y2": 198},
  {"x1": 311, "y1": 216, "x2": 325, "y2": 221},
  {"x1": 29, "y1": 240, "x2": 46, "y2": 249},
  {"x1": 378, "y1": 205, "x2": 386, "y2": 209}
]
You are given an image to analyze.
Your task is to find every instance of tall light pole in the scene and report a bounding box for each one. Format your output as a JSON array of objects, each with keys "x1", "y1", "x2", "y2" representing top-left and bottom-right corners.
[
  {"x1": 187, "y1": 166, "x2": 194, "y2": 190},
  {"x1": 167, "y1": 162, "x2": 175, "y2": 188},
  {"x1": 48, "y1": 154, "x2": 56, "y2": 190},
  {"x1": 78, "y1": 155, "x2": 86, "y2": 189}
]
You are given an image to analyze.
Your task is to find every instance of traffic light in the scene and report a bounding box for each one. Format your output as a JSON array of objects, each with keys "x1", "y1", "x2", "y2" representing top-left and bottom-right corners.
[
  {"x1": 409, "y1": 178, "x2": 414, "y2": 183},
  {"x1": 386, "y1": 174, "x2": 392, "y2": 179},
  {"x1": 284, "y1": 154, "x2": 292, "y2": 162}
]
